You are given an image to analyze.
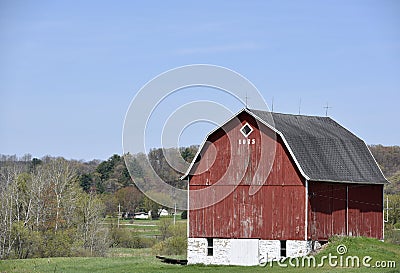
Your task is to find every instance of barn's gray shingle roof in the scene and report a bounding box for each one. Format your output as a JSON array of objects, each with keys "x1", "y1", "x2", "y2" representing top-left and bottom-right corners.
[{"x1": 248, "y1": 109, "x2": 387, "y2": 184}]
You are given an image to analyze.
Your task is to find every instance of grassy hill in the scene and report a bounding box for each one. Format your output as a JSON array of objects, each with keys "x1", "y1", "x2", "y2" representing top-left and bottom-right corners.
[{"x1": 1, "y1": 237, "x2": 399, "y2": 273}]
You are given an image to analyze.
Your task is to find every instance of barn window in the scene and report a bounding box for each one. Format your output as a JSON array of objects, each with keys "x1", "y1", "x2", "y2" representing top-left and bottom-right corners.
[
  {"x1": 240, "y1": 123, "x2": 253, "y2": 137},
  {"x1": 280, "y1": 240, "x2": 287, "y2": 257},
  {"x1": 207, "y1": 238, "x2": 213, "y2": 256}
]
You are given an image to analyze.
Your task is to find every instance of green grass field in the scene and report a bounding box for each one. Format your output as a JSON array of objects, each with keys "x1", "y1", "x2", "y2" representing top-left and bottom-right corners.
[
  {"x1": 1, "y1": 237, "x2": 399, "y2": 273},
  {"x1": 104, "y1": 217, "x2": 187, "y2": 237}
]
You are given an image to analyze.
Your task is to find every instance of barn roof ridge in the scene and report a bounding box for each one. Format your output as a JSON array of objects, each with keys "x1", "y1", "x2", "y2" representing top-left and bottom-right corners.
[
  {"x1": 248, "y1": 109, "x2": 329, "y2": 118},
  {"x1": 182, "y1": 108, "x2": 388, "y2": 184}
]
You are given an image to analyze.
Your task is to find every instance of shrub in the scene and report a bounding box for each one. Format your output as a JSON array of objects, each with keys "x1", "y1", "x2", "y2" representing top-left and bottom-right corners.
[
  {"x1": 385, "y1": 229, "x2": 400, "y2": 245},
  {"x1": 152, "y1": 222, "x2": 187, "y2": 256},
  {"x1": 110, "y1": 228, "x2": 137, "y2": 248},
  {"x1": 42, "y1": 229, "x2": 75, "y2": 257},
  {"x1": 152, "y1": 236, "x2": 187, "y2": 256},
  {"x1": 139, "y1": 237, "x2": 157, "y2": 248},
  {"x1": 109, "y1": 227, "x2": 156, "y2": 248},
  {"x1": 10, "y1": 222, "x2": 44, "y2": 259},
  {"x1": 169, "y1": 222, "x2": 186, "y2": 237},
  {"x1": 152, "y1": 240, "x2": 165, "y2": 255},
  {"x1": 164, "y1": 236, "x2": 187, "y2": 255},
  {"x1": 158, "y1": 218, "x2": 172, "y2": 240}
]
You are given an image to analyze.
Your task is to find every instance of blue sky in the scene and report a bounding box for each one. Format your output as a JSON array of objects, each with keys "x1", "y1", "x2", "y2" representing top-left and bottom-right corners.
[{"x1": 0, "y1": 1, "x2": 399, "y2": 160}]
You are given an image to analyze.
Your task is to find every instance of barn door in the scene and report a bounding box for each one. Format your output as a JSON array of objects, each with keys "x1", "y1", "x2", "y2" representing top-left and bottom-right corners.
[{"x1": 229, "y1": 239, "x2": 259, "y2": 266}]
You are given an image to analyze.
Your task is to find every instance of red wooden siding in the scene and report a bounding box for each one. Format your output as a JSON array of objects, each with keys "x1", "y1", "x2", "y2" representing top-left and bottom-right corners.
[
  {"x1": 348, "y1": 184, "x2": 383, "y2": 239},
  {"x1": 189, "y1": 111, "x2": 384, "y2": 241},
  {"x1": 189, "y1": 112, "x2": 306, "y2": 240},
  {"x1": 308, "y1": 182, "x2": 383, "y2": 240}
]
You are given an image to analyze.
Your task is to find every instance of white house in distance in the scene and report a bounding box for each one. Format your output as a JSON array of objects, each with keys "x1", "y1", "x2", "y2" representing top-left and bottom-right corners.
[
  {"x1": 158, "y1": 208, "x2": 169, "y2": 217},
  {"x1": 133, "y1": 212, "x2": 149, "y2": 219},
  {"x1": 133, "y1": 209, "x2": 170, "y2": 220}
]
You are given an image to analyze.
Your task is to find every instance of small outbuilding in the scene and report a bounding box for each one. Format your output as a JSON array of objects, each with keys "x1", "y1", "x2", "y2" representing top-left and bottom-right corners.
[{"x1": 183, "y1": 108, "x2": 387, "y2": 266}]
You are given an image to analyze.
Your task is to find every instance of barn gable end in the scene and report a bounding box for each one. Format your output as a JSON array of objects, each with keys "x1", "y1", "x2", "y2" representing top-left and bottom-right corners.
[{"x1": 188, "y1": 111, "x2": 306, "y2": 240}]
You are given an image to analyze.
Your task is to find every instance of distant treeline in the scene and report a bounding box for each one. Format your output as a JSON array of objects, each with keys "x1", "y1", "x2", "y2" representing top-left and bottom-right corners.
[
  {"x1": 0, "y1": 146, "x2": 198, "y2": 259},
  {"x1": 1, "y1": 144, "x2": 399, "y2": 196},
  {"x1": 369, "y1": 145, "x2": 400, "y2": 194}
]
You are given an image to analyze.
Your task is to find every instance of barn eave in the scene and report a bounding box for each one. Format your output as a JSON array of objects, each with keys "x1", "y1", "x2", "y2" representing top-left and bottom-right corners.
[{"x1": 309, "y1": 178, "x2": 387, "y2": 184}]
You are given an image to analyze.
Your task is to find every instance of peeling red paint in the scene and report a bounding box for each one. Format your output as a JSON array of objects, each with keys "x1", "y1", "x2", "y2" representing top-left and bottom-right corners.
[
  {"x1": 189, "y1": 112, "x2": 383, "y2": 241},
  {"x1": 308, "y1": 182, "x2": 383, "y2": 240}
]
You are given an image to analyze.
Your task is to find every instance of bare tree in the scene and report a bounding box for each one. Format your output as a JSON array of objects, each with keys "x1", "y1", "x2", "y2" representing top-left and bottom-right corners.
[
  {"x1": 43, "y1": 158, "x2": 76, "y2": 233},
  {"x1": 77, "y1": 192, "x2": 107, "y2": 256},
  {"x1": 0, "y1": 161, "x2": 25, "y2": 258}
]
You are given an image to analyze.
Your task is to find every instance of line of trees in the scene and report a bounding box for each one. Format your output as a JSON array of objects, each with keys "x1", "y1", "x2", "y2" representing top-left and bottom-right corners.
[
  {"x1": 0, "y1": 157, "x2": 107, "y2": 259},
  {"x1": 0, "y1": 147, "x2": 198, "y2": 259},
  {"x1": 369, "y1": 145, "x2": 400, "y2": 194}
]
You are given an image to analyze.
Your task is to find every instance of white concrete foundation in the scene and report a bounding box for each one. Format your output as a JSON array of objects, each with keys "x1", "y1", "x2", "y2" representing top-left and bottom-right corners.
[
  {"x1": 188, "y1": 238, "x2": 313, "y2": 266},
  {"x1": 286, "y1": 240, "x2": 312, "y2": 257},
  {"x1": 259, "y1": 239, "x2": 280, "y2": 262}
]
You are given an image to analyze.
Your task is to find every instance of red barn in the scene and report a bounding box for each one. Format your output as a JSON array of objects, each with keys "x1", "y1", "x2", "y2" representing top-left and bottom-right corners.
[{"x1": 183, "y1": 108, "x2": 387, "y2": 266}]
